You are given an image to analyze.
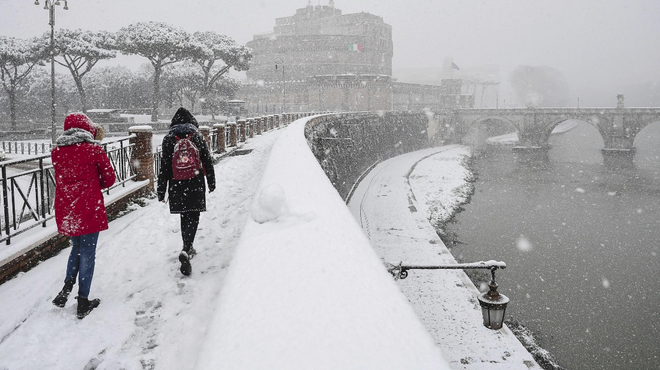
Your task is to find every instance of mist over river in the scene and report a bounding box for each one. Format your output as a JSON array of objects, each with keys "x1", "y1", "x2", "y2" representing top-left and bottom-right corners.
[{"x1": 445, "y1": 121, "x2": 660, "y2": 370}]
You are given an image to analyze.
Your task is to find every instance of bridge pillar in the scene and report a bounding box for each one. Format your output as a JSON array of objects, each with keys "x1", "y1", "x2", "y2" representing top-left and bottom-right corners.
[{"x1": 602, "y1": 148, "x2": 635, "y2": 168}]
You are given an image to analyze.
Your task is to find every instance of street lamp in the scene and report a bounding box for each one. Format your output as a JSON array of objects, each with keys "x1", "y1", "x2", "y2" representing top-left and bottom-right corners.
[
  {"x1": 388, "y1": 260, "x2": 509, "y2": 330},
  {"x1": 34, "y1": 0, "x2": 68, "y2": 144},
  {"x1": 477, "y1": 266, "x2": 509, "y2": 329},
  {"x1": 275, "y1": 58, "x2": 285, "y2": 113}
]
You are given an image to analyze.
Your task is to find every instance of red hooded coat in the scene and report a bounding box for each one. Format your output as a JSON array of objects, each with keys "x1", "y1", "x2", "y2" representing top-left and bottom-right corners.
[{"x1": 51, "y1": 113, "x2": 116, "y2": 236}]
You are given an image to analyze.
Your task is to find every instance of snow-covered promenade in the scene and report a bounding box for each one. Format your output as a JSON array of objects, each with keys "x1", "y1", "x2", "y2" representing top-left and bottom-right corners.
[
  {"x1": 0, "y1": 115, "x2": 537, "y2": 369},
  {"x1": 347, "y1": 144, "x2": 540, "y2": 369}
]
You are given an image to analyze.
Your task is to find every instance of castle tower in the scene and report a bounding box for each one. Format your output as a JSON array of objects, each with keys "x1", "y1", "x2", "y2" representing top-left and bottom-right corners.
[{"x1": 245, "y1": 2, "x2": 393, "y2": 82}]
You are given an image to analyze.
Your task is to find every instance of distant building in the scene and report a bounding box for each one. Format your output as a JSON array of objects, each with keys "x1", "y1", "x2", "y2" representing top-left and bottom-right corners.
[{"x1": 238, "y1": 1, "x2": 473, "y2": 114}]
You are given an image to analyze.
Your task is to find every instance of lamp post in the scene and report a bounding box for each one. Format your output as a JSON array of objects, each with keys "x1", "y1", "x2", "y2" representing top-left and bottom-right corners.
[
  {"x1": 387, "y1": 260, "x2": 509, "y2": 330},
  {"x1": 275, "y1": 58, "x2": 285, "y2": 113},
  {"x1": 34, "y1": 0, "x2": 68, "y2": 144}
]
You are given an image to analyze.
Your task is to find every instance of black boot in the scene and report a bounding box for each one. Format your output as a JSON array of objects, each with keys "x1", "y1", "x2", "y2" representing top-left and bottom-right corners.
[
  {"x1": 52, "y1": 277, "x2": 75, "y2": 308},
  {"x1": 179, "y1": 250, "x2": 192, "y2": 276},
  {"x1": 76, "y1": 296, "x2": 100, "y2": 319}
]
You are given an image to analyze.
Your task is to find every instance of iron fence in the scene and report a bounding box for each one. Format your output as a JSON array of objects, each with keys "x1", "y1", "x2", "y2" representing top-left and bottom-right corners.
[
  {"x1": 153, "y1": 150, "x2": 162, "y2": 180},
  {"x1": 0, "y1": 135, "x2": 135, "y2": 245},
  {"x1": 209, "y1": 127, "x2": 219, "y2": 153},
  {"x1": 1, "y1": 141, "x2": 53, "y2": 156},
  {"x1": 100, "y1": 135, "x2": 137, "y2": 193}
]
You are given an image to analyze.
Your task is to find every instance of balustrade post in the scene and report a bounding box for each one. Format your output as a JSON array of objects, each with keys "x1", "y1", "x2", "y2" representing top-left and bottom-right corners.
[
  {"x1": 275, "y1": 115, "x2": 281, "y2": 128},
  {"x1": 128, "y1": 126, "x2": 154, "y2": 192},
  {"x1": 238, "y1": 119, "x2": 247, "y2": 142},
  {"x1": 228, "y1": 122, "x2": 238, "y2": 147},
  {"x1": 214, "y1": 123, "x2": 226, "y2": 153},
  {"x1": 256, "y1": 117, "x2": 263, "y2": 135},
  {"x1": 263, "y1": 116, "x2": 269, "y2": 132},
  {"x1": 247, "y1": 119, "x2": 255, "y2": 138},
  {"x1": 199, "y1": 126, "x2": 211, "y2": 148}
]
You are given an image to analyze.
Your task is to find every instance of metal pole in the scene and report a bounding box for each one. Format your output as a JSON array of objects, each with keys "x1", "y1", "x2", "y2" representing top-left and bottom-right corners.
[
  {"x1": 2, "y1": 166, "x2": 10, "y2": 244},
  {"x1": 49, "y1": 3, "x2": 56, "y2": 144}
]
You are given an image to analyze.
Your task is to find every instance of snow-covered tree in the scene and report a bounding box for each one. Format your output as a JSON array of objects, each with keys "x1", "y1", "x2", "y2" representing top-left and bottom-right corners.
[
  {"x1": 190, "y1": 31, "x2": 251, "y2": 113},
  {"x1": 0, "y1": 36, "x2": 47, "y2": 129},
  {"x1": 162, "y1": 62, "x2": 205, "y2": 112},
  {"x1": 86, "y1": 65, "x2": 151, "y2": 110},
  {"x1": 115, "y1": 22, "x2": 198, "y2": 122},
  {"x1": 46, "y1": 29, "x2": 116, "y2": 113},
  {"x1": 204, "y1": 75, "x2": 241, "y2": 118}
]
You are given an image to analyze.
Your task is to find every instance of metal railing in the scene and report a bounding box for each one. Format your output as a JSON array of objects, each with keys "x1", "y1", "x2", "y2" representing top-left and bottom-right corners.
[
  {"x1": 208, "y1": 127, "x2": 219, "y2": 153},
  {"x1": 386, "y1": 260, "x2": 506, "y2": 280},
  {"x1": 153, "y1": 150, "x2": 163, "y2": 180},
  {"x1": 0, "y1": 136, "x2": 135, "y2": 245},
  {"x1": 101, "y1": 135, "x2": 137, "y2": 193},
  {"x1": 1, "y1": 141, "x2": 53, "y2": 156},
  {"x1": 243, "y1": 120, "x2": 253, "y2": 140}
]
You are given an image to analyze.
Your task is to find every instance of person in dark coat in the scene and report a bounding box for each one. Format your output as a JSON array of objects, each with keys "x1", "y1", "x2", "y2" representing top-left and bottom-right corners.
[
  {"x1": 51, "y1": 112, "x2": 116, "y2": 319},
  {"x1": 157, "y1": 107, "x2": 216, "y2": 276}
]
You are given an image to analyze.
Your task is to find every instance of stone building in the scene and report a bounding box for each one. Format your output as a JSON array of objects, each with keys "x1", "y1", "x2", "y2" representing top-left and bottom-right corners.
[{"x1": 238, "y1": 1, "x2": 473, "y2": 114}]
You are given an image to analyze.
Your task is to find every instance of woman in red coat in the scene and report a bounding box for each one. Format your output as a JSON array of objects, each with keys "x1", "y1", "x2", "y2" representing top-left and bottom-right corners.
[{"x1": 50, "y1": 113, "x2": 116, "y2": 319}]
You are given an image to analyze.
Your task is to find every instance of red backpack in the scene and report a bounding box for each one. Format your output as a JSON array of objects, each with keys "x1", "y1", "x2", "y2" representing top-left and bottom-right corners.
[{"x1": 172, "y1": 134, "x2": 201, "y2": 180}]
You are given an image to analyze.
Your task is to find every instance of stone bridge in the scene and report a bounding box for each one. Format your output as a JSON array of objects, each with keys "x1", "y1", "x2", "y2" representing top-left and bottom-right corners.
[{"x1": 433, "y1": 95, "x2": 660, "y2": 167}]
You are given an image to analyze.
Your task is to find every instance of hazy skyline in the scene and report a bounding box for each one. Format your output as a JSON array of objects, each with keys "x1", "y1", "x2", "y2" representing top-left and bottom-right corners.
[{"x1": 1, "y1": 0, "x2": 659, "y2": 106}]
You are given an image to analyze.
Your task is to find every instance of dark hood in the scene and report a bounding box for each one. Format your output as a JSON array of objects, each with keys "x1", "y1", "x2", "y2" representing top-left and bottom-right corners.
[
  {"x1": 170, "y1": 122, "x2": 198, "y2": 137},
  {"x1": 171, "y1": 107, "x2": 198, "y2": 128}
]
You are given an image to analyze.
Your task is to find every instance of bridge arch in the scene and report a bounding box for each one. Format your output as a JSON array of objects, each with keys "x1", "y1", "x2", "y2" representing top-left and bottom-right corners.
[
  {"x1": 629, "y1": 116, "x2": 660, "y2": 145},
  {"x1": 462, "y1": 116, "x2": 520, "y2": 151},
  {"x1": 632, "y1": 119, "x2": 660, "y2": 170},
  {"x1": 569, "y1": 113, "x2": 613, "y2": 147}
]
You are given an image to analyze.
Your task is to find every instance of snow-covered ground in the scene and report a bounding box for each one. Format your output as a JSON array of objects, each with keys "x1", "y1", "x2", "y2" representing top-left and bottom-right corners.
[
  {"x1": 0, "y1": 126, "x2": 280, "y2": 370},
  {"x1": 0, "y1": 115, "x2": 538, "y2": 369}
]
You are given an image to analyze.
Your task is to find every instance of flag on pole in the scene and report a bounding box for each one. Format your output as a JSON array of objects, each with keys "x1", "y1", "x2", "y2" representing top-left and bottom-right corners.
[
  {"x1": 349, "y1": 43, "x2": 362, "y2": 52},
  {"x1": 451, "y1": 62, "x2": 460, "y2": 70}
]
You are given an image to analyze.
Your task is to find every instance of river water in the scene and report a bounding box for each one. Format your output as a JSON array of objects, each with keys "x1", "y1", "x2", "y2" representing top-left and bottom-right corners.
[{"x1": 445, "y1": 121, "x2": 660, "y2": 370}]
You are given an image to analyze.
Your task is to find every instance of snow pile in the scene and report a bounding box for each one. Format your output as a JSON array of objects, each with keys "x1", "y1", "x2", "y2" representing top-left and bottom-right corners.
[{"x1": 250, "y1": 183, "x2": 288, "y2": 223}]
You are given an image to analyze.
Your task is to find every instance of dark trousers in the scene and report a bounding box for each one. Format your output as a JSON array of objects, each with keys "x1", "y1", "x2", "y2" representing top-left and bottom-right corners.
[{"x1": 180, "y1": 211, "x2": 200, "y2": 245}]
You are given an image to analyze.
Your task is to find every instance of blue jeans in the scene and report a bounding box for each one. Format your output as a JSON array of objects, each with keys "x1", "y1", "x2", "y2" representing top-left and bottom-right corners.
[{"x1": 64, "y1": 232, "x2": 99, "y2": 299}]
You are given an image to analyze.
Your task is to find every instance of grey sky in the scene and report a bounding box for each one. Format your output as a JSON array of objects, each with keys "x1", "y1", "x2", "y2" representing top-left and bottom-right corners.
[{"x1": 1, "y1": 0, "x2": 659, "y2": 105}]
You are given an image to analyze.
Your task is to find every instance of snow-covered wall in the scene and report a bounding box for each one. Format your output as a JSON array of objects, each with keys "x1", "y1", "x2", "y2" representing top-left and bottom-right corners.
[
  {"x1": 305, "y1": 112, "x2": 430, "y2": 198},
  {"x1": 194, "y1": 116, "x2": 450, "y2": 369}
]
